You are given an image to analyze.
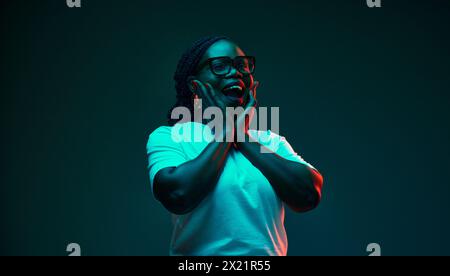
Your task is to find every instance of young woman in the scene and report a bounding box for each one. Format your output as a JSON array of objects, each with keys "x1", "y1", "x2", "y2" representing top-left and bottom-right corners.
[{"x1": 146, "y1": 36, "x2": 323, "y2": 256}]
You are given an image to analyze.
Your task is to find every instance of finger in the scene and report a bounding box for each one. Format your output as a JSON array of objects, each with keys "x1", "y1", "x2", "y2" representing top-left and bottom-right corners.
[
  {"x1": 203, "y1": 82, "x2": 219, "y2": 107},
  {"x1": 194, "y1": 80, "x2": 213, "y2": 108},
  {"x1": 252, "y1": 81, "x2": 259, "y2": 99},
  {"x1": 252, "y1": 81, "x2": 259, "y2": 93},
  {"x1": 244, "y1": 80, "x2": 258, "y2": 108},
  {"x1": 193, "y1": 80, "x2": 206, "y2": 98},
  {"x1": 244, "y1": 80, "x2": 258, "y2": 101},
  {"x1": 205, "y1": 83, "x2": 228, "y2": 109}
]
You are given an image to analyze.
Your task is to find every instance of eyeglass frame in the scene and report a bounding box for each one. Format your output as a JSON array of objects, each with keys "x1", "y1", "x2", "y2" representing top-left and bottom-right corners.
[{"x1": 195, "y1": 56, "x2": 256, "y2": 77}]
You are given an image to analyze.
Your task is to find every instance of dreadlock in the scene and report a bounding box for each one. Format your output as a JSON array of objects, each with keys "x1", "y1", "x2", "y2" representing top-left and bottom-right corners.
[{"x1": 167, "y1": 35, "x2": 229, "y2": 126}]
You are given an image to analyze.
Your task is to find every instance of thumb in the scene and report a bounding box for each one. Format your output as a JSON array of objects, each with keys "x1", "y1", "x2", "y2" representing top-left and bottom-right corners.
[
  {"x1": 252, "y1": 80, "x2": 260, "y2": 91},
  {"x1": 252, "y1": 81, "x2": 260, "y2": 98}
]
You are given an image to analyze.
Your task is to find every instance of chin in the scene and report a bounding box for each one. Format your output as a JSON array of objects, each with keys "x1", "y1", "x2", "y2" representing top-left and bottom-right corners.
[{"x1": 226, "y1": 97, "x2": 245, "y2": 107}]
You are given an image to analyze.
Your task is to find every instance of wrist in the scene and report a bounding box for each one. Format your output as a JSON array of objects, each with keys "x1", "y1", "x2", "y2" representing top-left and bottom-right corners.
[
  {"x1": 214, "y1": 123, "x2": 235, "y2": 143},
  {"x1": 235, "y1": 131, "x2": 251, "y2": 148}
]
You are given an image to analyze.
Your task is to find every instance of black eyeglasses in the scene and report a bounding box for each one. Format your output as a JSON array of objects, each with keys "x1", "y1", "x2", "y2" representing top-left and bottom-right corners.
[{"x1": 197, "y1": 56, "x2": 256, "y2": 77}]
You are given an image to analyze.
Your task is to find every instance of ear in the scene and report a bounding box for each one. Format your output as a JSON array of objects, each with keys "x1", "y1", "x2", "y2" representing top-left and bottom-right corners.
[{"x1": 186, "y1": 76, "x2": 198, "y2": 94}]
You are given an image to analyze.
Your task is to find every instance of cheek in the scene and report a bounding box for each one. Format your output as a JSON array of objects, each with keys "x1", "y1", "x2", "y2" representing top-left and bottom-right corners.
[
  {"x1": 198, "y1": 72, "x2": 222, "y2": 90},
  {"x1": 209, "y1": 79, "x2": 222, "y2": 91}
]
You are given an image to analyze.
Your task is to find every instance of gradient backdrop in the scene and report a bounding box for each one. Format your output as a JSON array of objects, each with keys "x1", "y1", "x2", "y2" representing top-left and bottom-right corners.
[{"x1": 1, "y1": 0, "x2": 450, "y2": 255}]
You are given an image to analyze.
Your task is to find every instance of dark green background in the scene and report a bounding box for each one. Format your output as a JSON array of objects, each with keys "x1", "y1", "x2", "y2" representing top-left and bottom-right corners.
[{"x1": 1, "y1": 0, "x2": 450, "y2": 255}]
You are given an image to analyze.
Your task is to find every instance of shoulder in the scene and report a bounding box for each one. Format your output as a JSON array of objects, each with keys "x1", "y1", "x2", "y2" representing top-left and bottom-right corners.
[
  {"x1": 248, "y1": 129, "x2": 285, "y2": 150},
  {"x1": 248, "y1": 129, "x2": 281, "y2": 140},
  {"x1": 248, "y1": 129, "x2": 315, "y2": 168},
  {"x1": 147, "y1": 125, "x2": 173, "y2": 147},
  {"x1": 147, "y1": 122, "x2": 213, "y2": 149},
  {"x1": 148, "y1": 125, "x2": 172, "y2": 140}
]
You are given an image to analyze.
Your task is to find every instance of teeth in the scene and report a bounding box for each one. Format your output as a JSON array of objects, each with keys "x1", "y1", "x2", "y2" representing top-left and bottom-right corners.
[{"x1": 224, "y1": 85, "x2": 242, "y2": 91}]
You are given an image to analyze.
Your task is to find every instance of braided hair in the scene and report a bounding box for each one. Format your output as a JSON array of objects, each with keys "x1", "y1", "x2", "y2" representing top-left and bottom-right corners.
[{"x1": 167, "y1": 35, "x2": 229, "y2": 126}]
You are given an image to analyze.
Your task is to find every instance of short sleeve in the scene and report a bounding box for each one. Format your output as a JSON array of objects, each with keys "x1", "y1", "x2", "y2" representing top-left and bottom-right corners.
[
  {"x1": 146, "y1": 126, "x2": 188, "y2": 196},
  {"x1": 249, "y1": 129, "x2": 316, "y2": 170}
]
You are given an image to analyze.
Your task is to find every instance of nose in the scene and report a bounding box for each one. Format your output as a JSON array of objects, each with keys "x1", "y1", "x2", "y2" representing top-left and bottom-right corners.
[{"x1": 226, "y1": 66, "x2": 243, "y2": 78}]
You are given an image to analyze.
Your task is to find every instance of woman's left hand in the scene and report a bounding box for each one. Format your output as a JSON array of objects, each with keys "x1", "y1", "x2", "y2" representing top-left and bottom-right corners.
[{"x1": 235, "y1": 81, "x2": 259, "y2": 140}]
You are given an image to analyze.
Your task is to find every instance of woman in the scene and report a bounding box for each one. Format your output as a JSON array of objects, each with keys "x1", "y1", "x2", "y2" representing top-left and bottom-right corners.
[{"x1": 146, "y1": 36, "x2": 323, "y2": 256}]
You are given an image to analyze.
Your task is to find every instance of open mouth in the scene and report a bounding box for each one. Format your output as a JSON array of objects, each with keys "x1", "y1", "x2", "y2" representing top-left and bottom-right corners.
[{"x1": 222, "y1": 81, "x2": 245, "y2": 99}]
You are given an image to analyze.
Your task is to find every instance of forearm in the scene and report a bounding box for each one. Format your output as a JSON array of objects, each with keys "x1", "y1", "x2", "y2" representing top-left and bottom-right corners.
[
  {"x1": 154, "y1": 140, "x2": 232, "y2": 214},
  {"x1": 237, "y1": 135, "x2": 323, "y2": 212}
]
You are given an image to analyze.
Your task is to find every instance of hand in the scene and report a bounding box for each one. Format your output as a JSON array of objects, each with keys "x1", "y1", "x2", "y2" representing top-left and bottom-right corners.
[
  {"x1": 192, "y1": 80, "x2": 225, "y2": 112},
  {"x1": 235, "y1": 81, "x2": 259, "y2": 141},
  {"x1": 192, "y1": 80, "x2": 234, "y2": 142},
  {"x1": 245, "y1": 80, "x2": 259, "y2": 110}
]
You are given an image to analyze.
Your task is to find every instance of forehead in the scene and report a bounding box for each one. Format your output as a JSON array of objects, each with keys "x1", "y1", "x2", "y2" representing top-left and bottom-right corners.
[{"x1": 201, "y1": 39, "x2": 246, "y2": 61}]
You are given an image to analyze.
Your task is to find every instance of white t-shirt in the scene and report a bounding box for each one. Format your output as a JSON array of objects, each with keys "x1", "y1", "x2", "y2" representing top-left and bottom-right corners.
[{"x1": 146, "y1": 122, "x2": 314, "y2": 256}]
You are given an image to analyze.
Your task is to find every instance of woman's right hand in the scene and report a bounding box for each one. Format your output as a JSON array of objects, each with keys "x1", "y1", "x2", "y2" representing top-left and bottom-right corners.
[{"x1": 192, "y1": 80, "x2": 234, "y2": 142}]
